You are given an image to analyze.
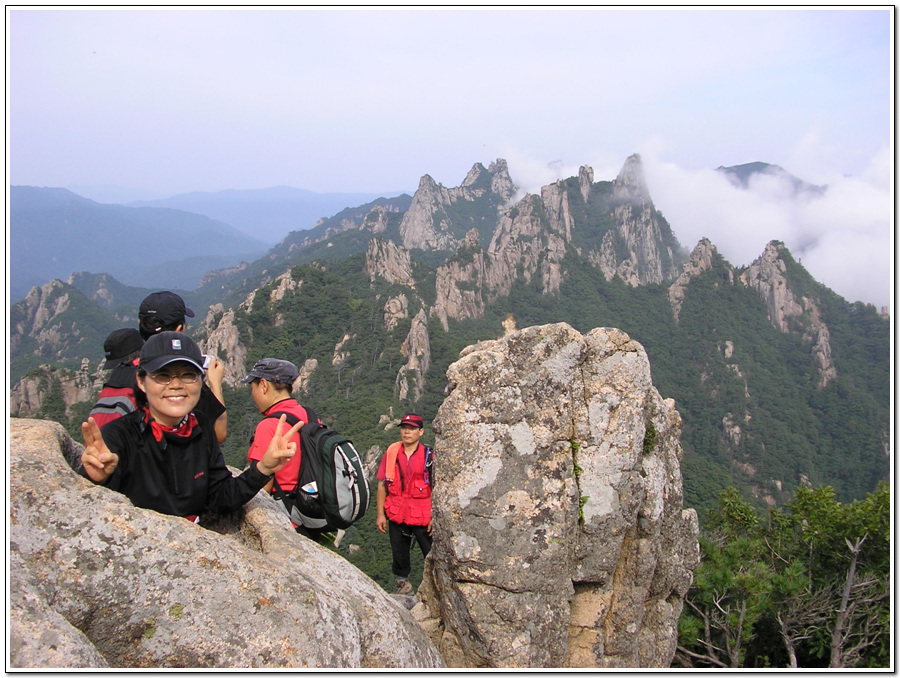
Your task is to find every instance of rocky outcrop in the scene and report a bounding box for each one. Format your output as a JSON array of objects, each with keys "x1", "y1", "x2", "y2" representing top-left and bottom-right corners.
[
  {"x1": 398, "y1": 161, "x2": 516, "y2": 252},
  {"x1": 417, "y1": 323, "x2": 699, "y2": 668},
  {"x1": 394, "y1": 309, "x2": 431, "y2": 401},
  {"x1": 11, "y1": 280, "x2": 73, "y2": 356},
  {"x1": 199, "y1": 305, "x2": 249, "y2": 388},
  {"x1": 382, "y1": 294, "x2": 409, "y2": 332},
  {"x1": 668, "y1": 238, "x2": 730, "y2": 322},
  {"x1": 739, "y1": 241, "x2": 836, "y2": 387},
  {"x1": 365, "y1": 238, "x2": 415, "y2": 286},
  {"x1": 10, "y1": 361, "x2": 103, "y2": 419},
  {"x1": 333, "y1": 333, "x2": 355, "y2": 368},
  {"x1": 604, "y1": 155, "x2": 683, "y2": 286},
  {"x1": 399, "y1": 175, "x2": 467, "y2": 252},
  {"x1": 361, "y1": 204, "x2": 391, "y2": 234},
  {"x1": 739, "y1": 241, "x2": 805, "y2": 333},
  {"x1": 293, "y1": 358, "x2": 318, "y2": 395},
  {"x1": 487, "y1": 195, "x2": 567, "y2": 298},
  {"x1": 540, "y1": 181, "x2": 575, "y2": 243},
  {"x1": 432, "y1": 230, "x2": 488, "y2": 331},
  {"x1": 9, "y1": 418, "x2": 444, "y2": 669}
]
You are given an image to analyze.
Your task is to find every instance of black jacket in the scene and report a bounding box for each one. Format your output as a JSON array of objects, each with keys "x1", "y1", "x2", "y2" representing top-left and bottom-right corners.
[{"x1": 88, "y1": 409, "x2": 269, "y2": 518}]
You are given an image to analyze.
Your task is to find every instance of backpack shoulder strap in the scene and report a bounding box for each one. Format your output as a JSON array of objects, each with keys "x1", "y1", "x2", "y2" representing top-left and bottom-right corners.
[
  {"x1": 262, "y1": 410, "x2": 303, "y2": 502},
  {"x1": 424, "y1": 445, "x2": 434, "y2": 487},
  {"x1": 301, "y1": 405, "x2": 319, "y2": 428},
  {"x1": 263, "y1": 411, "x2": 302, "y2": 427}
]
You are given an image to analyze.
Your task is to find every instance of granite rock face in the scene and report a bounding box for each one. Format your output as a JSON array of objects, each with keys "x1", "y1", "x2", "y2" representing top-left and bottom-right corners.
[
  {"x1": 417, "y1": 323, "x2": 699, "y2": 668},
  {"x1": 739, "y1": 240, "x2": 836, "y2": 387},
  {"x1": 8, "y1": 419, "x2": 444, "y2": 669}
]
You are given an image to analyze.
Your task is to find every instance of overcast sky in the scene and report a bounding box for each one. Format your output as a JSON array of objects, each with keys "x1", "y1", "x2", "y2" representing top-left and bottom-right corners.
[{"x1": 7, "y1": 7, "x2": 892, "y2": 310}]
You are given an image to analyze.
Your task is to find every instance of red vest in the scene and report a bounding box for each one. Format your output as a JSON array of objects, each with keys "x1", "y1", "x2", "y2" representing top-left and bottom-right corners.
[{"x1": 382, "y1": 441, "x2": 432, "y2": 526}]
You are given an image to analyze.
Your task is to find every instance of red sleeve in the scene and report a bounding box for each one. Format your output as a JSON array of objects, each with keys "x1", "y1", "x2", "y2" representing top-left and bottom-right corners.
[{"x1": 247, "y1": 418, "x2": 280, "y2": 464}]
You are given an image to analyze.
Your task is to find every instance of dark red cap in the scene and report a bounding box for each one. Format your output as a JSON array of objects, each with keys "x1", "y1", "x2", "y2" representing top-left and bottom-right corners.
[{"x1": 400, "y1": 413, "x2": 424, "y2": 429}]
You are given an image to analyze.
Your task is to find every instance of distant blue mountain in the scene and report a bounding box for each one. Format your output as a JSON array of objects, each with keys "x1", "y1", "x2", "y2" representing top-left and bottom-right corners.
[
  {"x1": 9, "y1": 186, "x2": 268, "y2": 303},
  {"x1": 128, "y1": 186, "x2": 406, "y2": 245}
]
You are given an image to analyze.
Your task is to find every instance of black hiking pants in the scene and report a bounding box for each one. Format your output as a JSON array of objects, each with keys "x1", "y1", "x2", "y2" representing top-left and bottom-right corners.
[{"x1": 388, "y1": 519, "x2": 432, "y2": 578}]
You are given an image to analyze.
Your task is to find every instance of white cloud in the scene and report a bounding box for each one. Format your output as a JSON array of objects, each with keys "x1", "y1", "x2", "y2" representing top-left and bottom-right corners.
[{"x1": 642, "y1": 149, "x2": 892, "y2": 311}]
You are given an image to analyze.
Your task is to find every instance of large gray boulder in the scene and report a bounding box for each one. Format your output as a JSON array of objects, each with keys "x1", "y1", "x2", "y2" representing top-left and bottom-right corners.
[
  {"x1": 416, "y1": 323, "x2": 699, "y2": 668},
  {"x1": 9, "y1": 418, "x2": 444, "y2": 669}
]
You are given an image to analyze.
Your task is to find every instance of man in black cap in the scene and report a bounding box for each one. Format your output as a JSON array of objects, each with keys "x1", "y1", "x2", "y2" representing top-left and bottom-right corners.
[
  {"x1": 89, "y1": 328, "x2": 145, "y2": 429},
  {"x1": 137, "y1": 291, "x2": 228, "y2": 443}
]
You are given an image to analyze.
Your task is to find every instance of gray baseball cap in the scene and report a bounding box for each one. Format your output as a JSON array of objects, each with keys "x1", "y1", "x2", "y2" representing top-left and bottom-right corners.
[{"x1": 241, "y1": 358, "x2": 299, "y2": 386}]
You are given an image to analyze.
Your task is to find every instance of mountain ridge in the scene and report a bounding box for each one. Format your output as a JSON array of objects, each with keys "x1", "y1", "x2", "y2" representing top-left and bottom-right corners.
[
  {"x1": 8, "y1": 155, "x2": 889, "y2": 518},
  {"x1": 128, "y1": 185, "x2": 409, "y2": 245},
  {"x1": 9, "y1": 186, "x2": 269, "y2": 302}
]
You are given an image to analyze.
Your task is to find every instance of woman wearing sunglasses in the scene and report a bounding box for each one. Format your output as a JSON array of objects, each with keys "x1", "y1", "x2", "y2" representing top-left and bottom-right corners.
[{"x1": 80, "y1": 331, "x2": 300, "y2": 523}]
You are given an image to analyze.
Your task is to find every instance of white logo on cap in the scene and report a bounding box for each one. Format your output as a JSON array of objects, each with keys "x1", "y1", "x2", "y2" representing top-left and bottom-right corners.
[{"x1": 172, "y1": 339, "x2": 182, "y2": 350}]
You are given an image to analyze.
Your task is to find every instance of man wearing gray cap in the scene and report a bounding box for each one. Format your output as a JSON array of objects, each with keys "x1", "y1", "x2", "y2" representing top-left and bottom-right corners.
[{"x1": 243, "y1": 359, "x2": 325, "y2": 540}]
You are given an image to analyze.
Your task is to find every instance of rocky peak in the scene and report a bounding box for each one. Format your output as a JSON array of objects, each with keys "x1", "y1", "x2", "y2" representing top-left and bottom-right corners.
[
  {"x1": 15, "y1": 280, "x2": 69, "y2": 338},
  {"x1": 739, "y1": 241, "x2": 836, "y2": 387},
  {"x1": 398, "y1": 161, "x2": 517, "y2": 253},
  {"x1": 613, "y1": 153, "x2": 651, "y2": 204},
  {"x1": 487, "y1": 159, "x2": 516, "y2": 203},
  {"x1": 578, "y1": 165, "x2": 594, "y2": 203},
  {"x1": 418, "y1": 323, "x2": 699, "y2": 668},
  {"x1": 739, "y1": 241, "x2": 803, "y2": 332},
  {"x1": 668, "y1": 238, "x2": 731, "y2": 322},
  {"x1": 10, "y1": 280, "x2": 100, "y2": 366},
  {"x1": 461, "y1": 162, "x2": 488, "y2": 188},
  {"x1": 397, "y1": 174, "x2": 458, "y2": 252}
]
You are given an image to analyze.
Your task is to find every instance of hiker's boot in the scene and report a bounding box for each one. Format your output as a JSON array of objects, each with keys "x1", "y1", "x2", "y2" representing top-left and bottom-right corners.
[{"x1": 396, "y1": 578, "x2": 413, "y2": 595}]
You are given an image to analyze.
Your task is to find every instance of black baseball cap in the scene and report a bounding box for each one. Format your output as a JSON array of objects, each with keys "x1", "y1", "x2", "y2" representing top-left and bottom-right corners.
[
  {"x1": 139, "y1": 331, "x2": 205, "y2": 374},
  {"x1": 139, "y1": 291, "x2": 195, "y2": 326},
  {"x1": 241, "y1": 358, "x2": 299, "y2": 386},
  {"x1": 103, "y1": 328, "x2": 144, "y2": 368}
]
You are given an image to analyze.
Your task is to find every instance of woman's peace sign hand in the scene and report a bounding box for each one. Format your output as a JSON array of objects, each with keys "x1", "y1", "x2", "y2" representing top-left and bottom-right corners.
[{"x1": 81, "y1": 417, "x2": 119, "y2": 483}]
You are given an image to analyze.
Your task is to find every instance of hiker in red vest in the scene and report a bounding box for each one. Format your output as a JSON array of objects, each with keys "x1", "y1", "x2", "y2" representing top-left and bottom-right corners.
[
  {"x1": 89, "y1": 328, "x2": 144, "y2": 429},
  {"x1": 376, "y1": 413, "x2": 434, "y2": 595}
]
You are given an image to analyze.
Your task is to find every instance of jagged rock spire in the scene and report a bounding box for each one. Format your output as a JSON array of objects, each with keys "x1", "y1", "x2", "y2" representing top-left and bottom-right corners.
[
  {"x1": 668, "y1": 238, "x2": 729, "y2": 323},
  {"x1": 739, "y1": 241, "x2": 837, "y2": 387},
  {"x1": 613, "y1": 153, "x2": 651, "y2": 203}
]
